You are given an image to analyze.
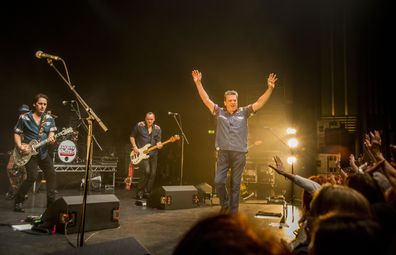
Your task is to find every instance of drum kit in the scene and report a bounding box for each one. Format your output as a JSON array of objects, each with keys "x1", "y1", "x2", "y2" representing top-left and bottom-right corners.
[
  {"x1": 52, "y1": 99, "x2": 97, "y2": 164},
  {"x1": 54, "y1": 128, "x2": 82, "y2": 164}
]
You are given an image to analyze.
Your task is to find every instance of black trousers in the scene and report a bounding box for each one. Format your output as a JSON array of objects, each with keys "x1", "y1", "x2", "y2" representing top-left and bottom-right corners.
[
  {"x1": 137, "y1": 154, "x2": 158, "y2": 194},
  {"x1": 15, "y1": 154, "x2": 56, "y2": 207}
]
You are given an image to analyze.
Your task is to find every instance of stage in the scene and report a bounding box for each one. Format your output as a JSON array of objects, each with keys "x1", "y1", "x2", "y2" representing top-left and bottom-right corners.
[{"x1": 0, "y1": 187, "x2": 300, "y2": 255}]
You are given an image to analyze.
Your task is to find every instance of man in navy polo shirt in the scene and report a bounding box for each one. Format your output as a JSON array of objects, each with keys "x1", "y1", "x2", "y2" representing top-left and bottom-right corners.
[
  {"x1": 192, "y1": 70, "x2": 278, "y2": 213},
  {"x1": 13, "y1": 93, "x2": 57, "y2": 212}
]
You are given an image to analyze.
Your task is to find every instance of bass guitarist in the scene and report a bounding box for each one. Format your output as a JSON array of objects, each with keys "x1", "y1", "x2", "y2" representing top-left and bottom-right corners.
[
  {"x1": 13, "y1": 93, "x2": 57, "y2": 212},
  {"x1": 130, "y1": 112, "x2": 162, "y2": 199}
]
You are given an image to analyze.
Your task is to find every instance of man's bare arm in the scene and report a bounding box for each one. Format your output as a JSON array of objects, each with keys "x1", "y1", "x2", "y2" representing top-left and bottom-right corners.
[
  {"x1": 192, "y1": 70, "x2": 215, "y2": 113},
  {"x1": 130, "y1": 137, "x2": 139, "y2": 153},
  {"x1": 252, "y1": 73, "x2": 277, "y2": 112},
  {"x1": 14, "y1": 133, "x2": 30, "y2": 154}
]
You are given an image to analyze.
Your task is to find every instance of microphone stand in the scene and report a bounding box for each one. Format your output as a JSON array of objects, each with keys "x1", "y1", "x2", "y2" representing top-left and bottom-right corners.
[
  {"x1": 265, "y1": 127, "x2": 295, "y2": 227},
  {"x1": 45, "y1": 59, "x2": 108, "y2": 247},
  {"x1": 70, "y1": 101, "x2": 103, "y2": 151},
  {"x1": 171, "y1": 114, "x2": 189, "y2": 185}
]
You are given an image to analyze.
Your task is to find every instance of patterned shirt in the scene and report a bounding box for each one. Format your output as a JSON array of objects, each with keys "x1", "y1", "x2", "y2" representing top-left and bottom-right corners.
[
  {"x1": 14, "y1": 111, "x2": 57, "y2": 159},
  {"x1": 213, "y1": 104, "x2": 254, "y2": 152},
  {"x1": 130, "y1": 121, "x2": 162, "y2": 156}
]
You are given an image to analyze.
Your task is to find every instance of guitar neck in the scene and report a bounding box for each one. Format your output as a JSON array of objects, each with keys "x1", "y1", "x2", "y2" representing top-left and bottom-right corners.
[
  {"x1": 146, "y1": 138, "x2": 173, "y2": 153},
  {"x1": 33, "y1": 139, "x2": 49, "y2": 150},
  {"x1": 32, "y1": 133, "x2": 61, "y2": 150}
]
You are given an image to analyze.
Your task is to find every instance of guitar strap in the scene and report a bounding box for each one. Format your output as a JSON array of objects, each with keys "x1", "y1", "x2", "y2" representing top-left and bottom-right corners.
[{"x1": 37, "y1": 114, "x2": 47, "y2": 142}]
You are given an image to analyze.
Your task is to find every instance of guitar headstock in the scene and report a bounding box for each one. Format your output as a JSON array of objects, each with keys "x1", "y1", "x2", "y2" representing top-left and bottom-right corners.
[
  {"x1": 170, "y1": 135, "x2": 180, "y2": 142},
  {"x1": 59, "y1": 127, "x2": 74, "y2": 136}
]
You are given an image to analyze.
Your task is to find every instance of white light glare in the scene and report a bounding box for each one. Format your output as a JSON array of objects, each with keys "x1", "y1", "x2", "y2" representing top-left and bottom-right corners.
[
  {"x1": 287, "y1": 156, "x2": 297, "y2": 165},
  {"x1": 286, "y1": 128, "x2": 297, "y2": 135},
  {"x1": 287, "y1": 138, "x2": 298, "y2": 148}
]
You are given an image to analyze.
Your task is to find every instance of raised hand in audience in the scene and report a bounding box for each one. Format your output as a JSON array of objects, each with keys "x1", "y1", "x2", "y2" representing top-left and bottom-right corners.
[
  {"x1": 348, "y1": 154, "x2": 360, "y2": 173},
  {"x1": 364, "y1": 130, "x2": 383, "y2": 161},
  {"x1": 363, "y1": 131, "x2": 396, "y2": 190},
  {"x1": 269, "y1": 156, "x2": 294, "y2": 179}
]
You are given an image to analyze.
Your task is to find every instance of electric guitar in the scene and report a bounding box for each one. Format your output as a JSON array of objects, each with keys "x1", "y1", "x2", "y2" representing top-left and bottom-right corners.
[
  {"x1": 130, "y1": 135, "x2": 180, "y2": 165},
  {"x1": 13, "y1": 127, "x2": 74, "y2": 167}
]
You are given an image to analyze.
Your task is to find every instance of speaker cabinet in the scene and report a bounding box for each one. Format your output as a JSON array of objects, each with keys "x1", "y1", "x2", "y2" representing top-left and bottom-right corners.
[
  {"x1": 46, "y1": 237, "x2": 150, "y2": 255},
  {"x1": 147, "y1": 185, "x2": 199, "y2": 210},
  {"x1": 195, "y1": 183, "x2": 213, "y2": 205},
  {"x1": 41, "y1": 194, "x2": 120, "y2": 234}
]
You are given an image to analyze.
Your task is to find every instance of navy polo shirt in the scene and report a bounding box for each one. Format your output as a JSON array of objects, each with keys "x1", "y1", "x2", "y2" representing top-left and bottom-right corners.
[
  {"x1": 130, "y1": 121, "x2": 162, "y2": 156},
  {"x1": 14, "y1": 112, "x2": 57, "y2": 159},
  {"x1": 213, "y1": 104, "x2": 254, "y2": 153}
]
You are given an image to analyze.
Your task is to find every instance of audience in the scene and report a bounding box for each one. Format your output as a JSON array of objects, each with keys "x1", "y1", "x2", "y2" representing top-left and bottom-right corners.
[
  {"x1": 173, "y1": 213, "x2": 291, "y2": 255},
  {"x1": 308, "y1": 211, "x2": 381, "y2": 255}
]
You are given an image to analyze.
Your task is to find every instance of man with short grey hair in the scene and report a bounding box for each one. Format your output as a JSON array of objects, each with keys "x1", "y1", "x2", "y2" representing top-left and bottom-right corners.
[{"x1": 192, "y1": 70, "x2": 277, "y2": 213}]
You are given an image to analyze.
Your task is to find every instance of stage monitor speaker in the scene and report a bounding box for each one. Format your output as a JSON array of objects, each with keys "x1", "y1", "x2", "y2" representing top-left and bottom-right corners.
[
  {"x1": 195, "y1": 182, "x2": 212, "y2": 205},
  {"x1": 41, "y1": 194, "x2": 120, "y2": 234},
  {"x1": 147, "y1": 185, "x2": 199, "y2": 210},
  {"x1": 46, "y1": 237, "x2": 150, "y2": 255}
]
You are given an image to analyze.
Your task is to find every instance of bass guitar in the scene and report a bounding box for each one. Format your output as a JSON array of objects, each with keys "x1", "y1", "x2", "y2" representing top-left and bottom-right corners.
[
  {"x1": 130, "y1": 135, "x2": 180, "y2": 165},
  {"x1": 13, "y1": 127, "x2": 74, "y2": 167}
]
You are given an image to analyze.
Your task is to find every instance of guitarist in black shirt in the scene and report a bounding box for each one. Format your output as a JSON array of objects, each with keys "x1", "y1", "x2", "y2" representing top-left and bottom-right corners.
[{"x1": 130, "y1": 112, "x2": 162, "y2": 199}]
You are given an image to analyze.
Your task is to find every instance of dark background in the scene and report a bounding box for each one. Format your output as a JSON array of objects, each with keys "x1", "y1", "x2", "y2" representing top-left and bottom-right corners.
[{"x1": 0, "y1": 1, "x2": 393, "y2": 190}]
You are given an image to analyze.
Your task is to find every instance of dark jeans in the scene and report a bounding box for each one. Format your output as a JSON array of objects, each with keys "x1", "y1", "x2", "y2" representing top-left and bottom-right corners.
[
  {"x1": 137, "y1": 154, "x2": 158, "y2": 194},
  {"x1": 215, "y1": 150, "x2": 246, "y2": 213},
  {"x1": 15, "y1": 154, "x2": 56, "y2": 207}
]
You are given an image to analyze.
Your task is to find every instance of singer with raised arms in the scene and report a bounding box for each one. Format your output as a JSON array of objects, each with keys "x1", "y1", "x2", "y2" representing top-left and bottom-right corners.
[
  {"x1": 130, "y1": 112, "x2": 163, "y2": 200},
  {"x1": 13, "y1": 93, "x2": 58, "y2": 212},
  {"x1": 192, "y1": 69, "x2": 278, "y2": 214}
]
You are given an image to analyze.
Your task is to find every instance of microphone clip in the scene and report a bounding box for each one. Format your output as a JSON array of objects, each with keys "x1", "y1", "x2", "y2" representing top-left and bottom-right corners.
[{"x1": 62, "y1": 100, "x2": 76, "y2": 106}]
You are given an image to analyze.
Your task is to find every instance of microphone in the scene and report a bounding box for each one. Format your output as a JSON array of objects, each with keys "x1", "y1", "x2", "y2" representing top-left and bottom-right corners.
[
  {"x1": 168, "y1": 112, "x2": 179, "y2": 115},
  {"x1": 62, "y1": 100, "x2": 75, "y2": 105},
  {"x1": 47, "y1": 110, "x2": 58, "y2": 119},
  {"x1": 35, "y1": 50, "x2": 62, "y2": 61}
]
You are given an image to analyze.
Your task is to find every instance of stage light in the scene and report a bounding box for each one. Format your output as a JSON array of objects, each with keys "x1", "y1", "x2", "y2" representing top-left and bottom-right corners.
[
  {"x1": 287, "y1": 138, "x2": 298, "y2": 148},
  {"x1": 287, "y1": 156, "x2": 297, "y2": 165},
  {"x1": 286, "y1": 127, "x2": 296, "y2": 135}
]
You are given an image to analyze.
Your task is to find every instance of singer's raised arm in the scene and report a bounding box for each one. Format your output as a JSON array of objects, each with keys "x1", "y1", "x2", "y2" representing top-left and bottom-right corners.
[
  {"x1": 251, "y1": 73, "x2": 277, "y2": 112},
  {"x1": 192, "y1": 70, "x2": 215, "y2": 113}
]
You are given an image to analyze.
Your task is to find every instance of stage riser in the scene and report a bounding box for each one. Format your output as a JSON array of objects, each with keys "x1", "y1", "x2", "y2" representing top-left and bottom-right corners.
[{"x1": 35, "y1": 164, "x2": 116, "y2": 190}]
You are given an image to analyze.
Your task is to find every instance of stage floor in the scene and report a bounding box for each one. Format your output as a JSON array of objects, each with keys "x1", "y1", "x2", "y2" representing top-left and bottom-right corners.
[{"x1": 0, "y1": 188, "x2": 300, "y2": 255}]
